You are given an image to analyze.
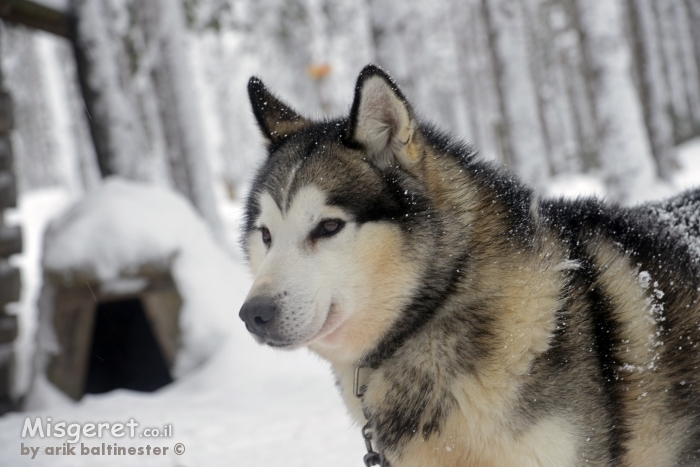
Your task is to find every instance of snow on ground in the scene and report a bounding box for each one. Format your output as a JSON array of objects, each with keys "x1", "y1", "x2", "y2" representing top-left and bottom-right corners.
[{"x1": 0, "y1": 141, "x2": 699, "y2": 466}]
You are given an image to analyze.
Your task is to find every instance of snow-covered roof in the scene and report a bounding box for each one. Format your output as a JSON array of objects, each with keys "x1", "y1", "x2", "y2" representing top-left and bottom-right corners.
[{"x1": 43, "y1": 177, "x2": 211, "y2": 282}]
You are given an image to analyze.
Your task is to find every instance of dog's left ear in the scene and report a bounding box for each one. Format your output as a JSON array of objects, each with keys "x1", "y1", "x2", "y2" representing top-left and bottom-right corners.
[
  {"x1": 344, "y1": 65, "x2": 418, "y2": 170},
  {"x1": 248, "y1": 77, "x2": 310, "y2": 146}
]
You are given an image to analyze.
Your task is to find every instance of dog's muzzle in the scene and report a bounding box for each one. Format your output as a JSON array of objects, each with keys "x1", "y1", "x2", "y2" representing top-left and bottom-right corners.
[{"x1": 239, "y1": 296, "x2": 278, "y2": 338}]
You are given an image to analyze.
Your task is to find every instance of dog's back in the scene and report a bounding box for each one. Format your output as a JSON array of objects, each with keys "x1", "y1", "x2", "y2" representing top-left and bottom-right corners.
[{"x1": 539, "y1": 189, "x2": 700, "y2": 466}]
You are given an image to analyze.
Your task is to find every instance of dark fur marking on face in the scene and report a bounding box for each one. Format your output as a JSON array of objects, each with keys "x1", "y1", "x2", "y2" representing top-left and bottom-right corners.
[
  {"x1": 327, "y1": 166, "x2": 431, "y2": 229},
  {"x1": 242, "y1": 120, "x2": 347, "y2": 237}
]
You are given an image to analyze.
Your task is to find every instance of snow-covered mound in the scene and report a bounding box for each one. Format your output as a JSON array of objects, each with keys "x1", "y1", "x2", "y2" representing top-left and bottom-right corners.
[
  {"x1": 41, "y1": 177, "x2": 238, "y2": 377},
  {"x1": 44, "y1": 177, "x2": 209, "y2": 282}
]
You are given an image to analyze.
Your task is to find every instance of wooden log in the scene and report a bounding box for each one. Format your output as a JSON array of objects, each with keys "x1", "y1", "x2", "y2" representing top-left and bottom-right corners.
[
  {"x1": 0, "y1": 225, "x2": 21, "y2": 258},
  {"x1": 0, "y1": 261, "x2": 20, "y2": 307},
  {"x1": 0, "y1": 92, "x2": 13, "y2": 133},
  {"x1": 47, "y1": 284, "x2": 96, "y2": 400},
  {"x1": 0, "y1": 0, "x2": 69, "y2": 38},
  {"x1": 0, "y1": 314, "x2": 17, "y2": 344},
  {"x1": 0, "y1": 135, "x2": 12, "y2": 172},
  {"x1": 0, "y1": 344, "x2": 12, "y2": 400},
  {"x1": 0, "y1": 172, "x2": 16, "y2": 209}
]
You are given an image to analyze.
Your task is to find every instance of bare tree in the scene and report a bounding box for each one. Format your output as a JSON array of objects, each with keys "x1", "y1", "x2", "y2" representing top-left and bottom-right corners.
[
  {"x1": 368, "y1": 0, "x2": 470, "y2": 139},
  {"x1": 448, "y1": 0, "x2": 502, "y2": 160},
  {"x1": 71, "y1": 0, "x2": 220, "y2": 232},
  {"x1": 482, "y1": 0, "x2": 550, "y2": 190},
  {"x1": 626, "y1": 0, "x2": 677, "y2": 180},
  {"x1": 573, "y1": 0, "x2": 656, "y2": 202},
  {"x1": 521, "y1": 0, "x2": 584, "y2": 176},
  {"x1": 135, "y1": 0, "x2": 221, "y2": 233}
]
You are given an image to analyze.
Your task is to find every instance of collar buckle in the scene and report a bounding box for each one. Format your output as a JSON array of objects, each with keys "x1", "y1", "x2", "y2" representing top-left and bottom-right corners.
[{"x1": 353, "y1": 366, "x2": 369, "y2": 398}]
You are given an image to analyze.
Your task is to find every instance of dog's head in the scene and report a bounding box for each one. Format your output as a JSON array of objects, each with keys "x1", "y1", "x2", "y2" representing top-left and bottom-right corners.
[{"x1": 239, "y1": 65, "x2": 434, "y2": 362}]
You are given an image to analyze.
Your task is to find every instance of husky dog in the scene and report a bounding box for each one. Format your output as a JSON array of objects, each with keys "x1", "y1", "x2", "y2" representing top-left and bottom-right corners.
[{"x1": 239, "y1": 65, "x2": 700, "y2": 467}]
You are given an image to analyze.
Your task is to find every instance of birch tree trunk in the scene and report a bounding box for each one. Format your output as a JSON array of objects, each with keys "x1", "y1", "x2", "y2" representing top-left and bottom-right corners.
[
  {"x1": 573, "y1": 0, "x2": 656, "y2": 202},
  {"x1": 448, "y1": 0, "x2": 502, "y2": 160},
  {"x1": 0, "y1": 26, "x2": 59, "y2": 192},
  {"x1": 368, "y1": 0, "x2": 470, "y2": 138},
  {"x1": 652, "y1": 0, "x2": 699, "y2": 141},
  {"x1": 135, "y1": 0, "x2": 221, "y2": 233},
  {"x1": 71, "y1": 0, "x2": 221, "y2": 233},
  {"x1": 521, "y1": 0, "x2": 583, "y2": 175},
  {"x1": 482, "y1": 0, "x2": 550, "y2": 190},
  {"x1": 626, "y1": 0, "x2": 677, "y2": 180}
]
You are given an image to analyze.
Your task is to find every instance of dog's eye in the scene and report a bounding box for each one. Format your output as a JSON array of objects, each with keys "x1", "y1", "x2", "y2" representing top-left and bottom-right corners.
[
  {"x1": 311, "y1": 219, "x2": 345, "y2": 240},
  {"x1": 260, "y1": 227, "x2": 272, "y2": 246}
]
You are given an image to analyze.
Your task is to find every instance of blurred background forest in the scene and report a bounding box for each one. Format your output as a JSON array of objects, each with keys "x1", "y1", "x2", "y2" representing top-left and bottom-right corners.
[
  {"x1": 2, "y1": 0, "x2": 699, "y2": 220},
  {"x1": 0, "y1": 1, "x2": 699, "y2": 465}
]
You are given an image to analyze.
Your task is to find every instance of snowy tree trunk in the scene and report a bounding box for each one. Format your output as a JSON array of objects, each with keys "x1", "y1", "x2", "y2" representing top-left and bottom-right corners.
[
  {"x1": 686, "y1": 0, "x2": 700, "y2": 109},
  {"x1": 71, "y1": 0, "x2": 220, "y2": 233},
  {"x1": 573, "y1": 0, "x2": 656, "y2": 202},
  {"x1": 310, "y1": 0, "x2": 374, "y2": 114},
  {"x1": 0, "y1": 26, "x2": 58, "y2": 192},
  {"x1": 521, "y1": 0, "x2": 583, "y2": 175},
  {"x1": 244, "y1": 0, "x2": 319, "y2": 115},
  {"x1": 304, "y1": 0, "x2": 333, "y2": 114},
  {"x1": 70, "y1": 0, "x2": 162, "y2": 182},
  {"x1": 448, "y1": 0, "x2": 502, "y2": 160},
  {"x1": 626, "y1": 0, "x2": 677, "y2": 180},
  {"x1": 652, "y1": 0, "x2": 700, "y2": 142},
  {"x1": 135, "y1": 0, "x2": 221, "y2": 234},
  {"x1": 54, "y1": 39, "x2": 101, "y2": 192},
  {"x1": 482, "y1": 0, "x2": 550, "y2": 190},
  {"x1": 665, "y1": 0, "x2": 700, "y2": 134},
  {"x1": 550, "y1": 0, "x2": 599, "y2": 172},
  {"x1": 368, "y1": 0, "x2": 470, "y2": 138}
]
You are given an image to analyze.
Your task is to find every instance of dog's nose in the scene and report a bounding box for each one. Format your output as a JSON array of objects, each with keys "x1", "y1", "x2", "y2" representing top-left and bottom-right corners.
[{"x1": 239, "y1": 297, "x2": 277, "y2": 337}]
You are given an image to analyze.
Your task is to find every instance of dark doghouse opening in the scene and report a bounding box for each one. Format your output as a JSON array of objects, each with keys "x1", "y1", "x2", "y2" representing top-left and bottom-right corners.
[{"x1": 84, "y1": 298, "x2": 173, "y2": 394}]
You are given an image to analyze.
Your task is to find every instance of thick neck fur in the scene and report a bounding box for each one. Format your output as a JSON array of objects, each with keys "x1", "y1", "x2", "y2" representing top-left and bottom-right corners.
[{"x1": 311, "y1": 130, "x2": 573, "y2": 464}]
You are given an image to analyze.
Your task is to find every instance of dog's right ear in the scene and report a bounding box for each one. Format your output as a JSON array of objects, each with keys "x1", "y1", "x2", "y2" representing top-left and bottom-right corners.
[
  {"x1": 248, "y1": 77, "x2": 310, "y2": 146},
  {"x1": 344, "y1": 65, "x2": 418, "y2": 170}
]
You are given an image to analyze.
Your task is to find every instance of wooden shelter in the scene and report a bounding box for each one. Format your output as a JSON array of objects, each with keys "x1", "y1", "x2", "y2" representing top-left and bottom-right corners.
[{"x1": 44, "y1": 264, "x2": 181, "y2": 401}]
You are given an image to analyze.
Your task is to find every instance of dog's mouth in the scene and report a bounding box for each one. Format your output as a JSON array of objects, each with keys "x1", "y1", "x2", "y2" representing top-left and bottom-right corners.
[
  {"x1": 244, "y1": 323, "x2": 296, "y2": 349},
  {"x1": 266, "y1": 340, "x2": 294, "y2": 348},
  {"x1": 261, "y1": 335, "x2": 297, "y2": 349},
  {"x1": 249, "y1": 302, "x2": 344, "y2": 349},
  {"x1": 308, "y1": 302, "x2": 346, "y2": 344}
]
